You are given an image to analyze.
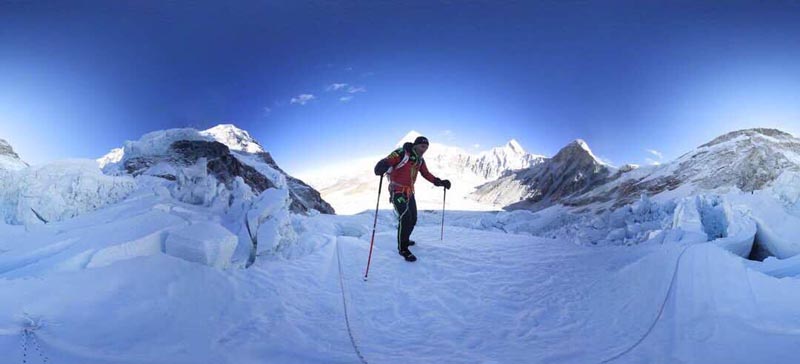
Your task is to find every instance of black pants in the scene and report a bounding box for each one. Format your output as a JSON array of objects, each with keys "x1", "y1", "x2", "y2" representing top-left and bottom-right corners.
[{"x1": 391, "y1": 192, "x2": 417, "y2": 252}]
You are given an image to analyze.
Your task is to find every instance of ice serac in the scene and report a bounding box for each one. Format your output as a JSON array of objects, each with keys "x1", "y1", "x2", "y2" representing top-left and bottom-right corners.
[
  {"x1": 253, "y1": 151, "x2": 335, "y2": 215},
  {"x1": 165, "y1": 222, "x2": 238, "y2": 268},
  {"x1": 2, "y1": 159, "x2": 136, "y2": 225},
  {"x1": 2, "y1": 134, "x2": 139, "y2": 226}
]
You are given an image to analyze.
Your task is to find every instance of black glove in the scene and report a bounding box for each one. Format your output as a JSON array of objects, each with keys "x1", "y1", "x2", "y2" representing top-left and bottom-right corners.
[
  {"x1": 442, "y1": 179, "x2": 451, "y2": 190},
  {"x1": 374, "y1": 160, "x2": 390, "y2": 176},
  {"x1": 434, "y1": 178, "x2": 452, "y2": 190}
]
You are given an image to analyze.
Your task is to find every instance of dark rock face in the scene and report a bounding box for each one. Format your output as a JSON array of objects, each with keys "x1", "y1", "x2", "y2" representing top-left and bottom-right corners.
[
  {"x1": 124, "y1": 140, "x2": 276, "y2": 192},
  {"x1": 170, "y1": 140, "x2": 277, "y2": 194},
  {"x1": 124, "y1": 157, "x2": 157, "y2": 176},
  {"x1": 504, "y1": 140, "x2": 612, "y2": 211}
]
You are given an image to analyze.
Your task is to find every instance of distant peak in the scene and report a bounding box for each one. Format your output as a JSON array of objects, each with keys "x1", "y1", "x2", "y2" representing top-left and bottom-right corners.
[
  {"x1": 564, "y1": 139, "x2": 591, "y2": 152},
  {"x1": 556, "y1": 139, "x2": 606, "y2": 165},
  {"x1": 576, "y1": 139, "x2": 590, "y2": 149},
  {"x1": 201, "y1": 124, "x2": 265, "y2": 153},
  {"x1": 0, "y1": 138, "x2": 28, "y2": 169},
  {"x1": 505, "y1": 139, "x2": 525, "y2": 154},
  {"x1": 402, "y1": 130, "x2": 423, "y2": 141},
  {"x1": 700, "y1": 128, "x2": 796, "y2": 148},
  {"x1": 0, "y1": 138, "x2": 23, "y2": 160},
  {"x1": 395, "y1": 130, "x2": 425, "y2": 147},
  {"x1": 205, "y1": 123, "x2": 247, "y2": 134}
]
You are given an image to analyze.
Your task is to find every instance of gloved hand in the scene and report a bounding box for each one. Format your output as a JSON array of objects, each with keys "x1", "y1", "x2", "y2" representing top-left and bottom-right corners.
[
  {"x1": 374, "y1": 160, "x2": 390, "y2": 176},
  {"x1": 434, "y1": 178, "x2": 452, "y2": 190},
  {"x1": 442, "y1": 179, "x2": 451, "y2": 190}
]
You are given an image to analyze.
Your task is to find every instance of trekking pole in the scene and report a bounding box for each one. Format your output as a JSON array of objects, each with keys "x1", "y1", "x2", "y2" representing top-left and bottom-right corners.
[
  {"x1": 440, "y1": 187, "x2": 446, "y2": 240},
  {"x1": 363, "y1": 174, "x2": 384, "y2": 281}
]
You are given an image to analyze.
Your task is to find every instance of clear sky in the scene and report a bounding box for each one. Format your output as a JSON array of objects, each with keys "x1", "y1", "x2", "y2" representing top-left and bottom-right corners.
[{"x1": 2, "y1": 1, "x2": 800, "y2": 174}]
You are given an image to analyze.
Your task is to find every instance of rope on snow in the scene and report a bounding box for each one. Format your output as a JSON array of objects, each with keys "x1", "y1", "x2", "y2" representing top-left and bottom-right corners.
[
  {"x1": 335, "y1": 238, "x2": 369, "y2": 364},
  {"x1": 600, "y1": 243, "x2": 695, "y2": 363}
]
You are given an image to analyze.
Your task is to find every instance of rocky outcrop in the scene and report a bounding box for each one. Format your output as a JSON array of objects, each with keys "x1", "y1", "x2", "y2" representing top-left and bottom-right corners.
[
  {"x1": 110, "y1": 126, "x2": 335, "y2": 215},
  {"x1": 0, "y1": 138, "x2": 28, "y2": 170},
  {"x1": 0, "y1": 138, "x2": 21, "y2": 160},
  {"x1": 255, "y1": 152, "x2": 335, "y2": 214}
]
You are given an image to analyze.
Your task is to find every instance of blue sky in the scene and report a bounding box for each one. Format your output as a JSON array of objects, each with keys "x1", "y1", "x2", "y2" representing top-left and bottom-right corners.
[{"x1": 2, "y1": 1, "x2": 800, "y2": 173}]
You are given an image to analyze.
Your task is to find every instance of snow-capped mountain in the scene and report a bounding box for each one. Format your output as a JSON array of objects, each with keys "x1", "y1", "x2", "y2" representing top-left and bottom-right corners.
[
  {"x1": 99, "y1": 124, "x2": 334, "y2": 215},
  {"x1": 565, "y1": 128, "x2": 800, "y2": 210},
  {"x1": 96, "y1": 147, "x2": 123, "y2": 168},
  {"x1": 475, "y1": 128, "x2": 800, "y2": 213},
  {"x1": 0, "y1": 138, "x2": 28, "y2": 171},
  {"x1": 468, "y1": 128, "x2": 800, "y2": 257},
  {"x1": 468, "y1": 139, "x2": 544, "y2": 179},
  {"x1": 471, "y1": 139, "x2": 613, "y2": 210},
  {"x1": 298, "y1": 130, "x2": 544, "y2": 214}
]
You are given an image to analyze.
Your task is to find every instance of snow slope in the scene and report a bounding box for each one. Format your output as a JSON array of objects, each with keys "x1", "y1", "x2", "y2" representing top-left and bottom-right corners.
[{"x1": 1, "y1": 197, "x2": 800, "y2": 363}]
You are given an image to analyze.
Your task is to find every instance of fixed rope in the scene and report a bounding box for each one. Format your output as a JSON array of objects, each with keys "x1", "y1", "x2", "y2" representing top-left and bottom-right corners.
[
  {"x1": 335, "y1": 239, "x2": 368, "y2": 364},
  {"x1": 600, "y1": 243, "x2": 694, "y2": 363}
]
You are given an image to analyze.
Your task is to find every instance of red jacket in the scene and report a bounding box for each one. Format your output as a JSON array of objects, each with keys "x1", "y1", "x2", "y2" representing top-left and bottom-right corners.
[{"x1": 379, "y1": 142, "x2": 438, "y2": 194}]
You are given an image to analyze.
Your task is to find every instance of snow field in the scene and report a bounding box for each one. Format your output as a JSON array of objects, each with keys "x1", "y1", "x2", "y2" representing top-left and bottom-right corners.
[{"x1": 1, "y1": 196, "x2": 800, "y2": 363}]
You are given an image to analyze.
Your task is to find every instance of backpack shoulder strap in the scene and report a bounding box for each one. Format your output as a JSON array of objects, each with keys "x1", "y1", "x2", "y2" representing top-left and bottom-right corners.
[{"x1": 387, "y1": 149, "x2": 410, "y2": 174}]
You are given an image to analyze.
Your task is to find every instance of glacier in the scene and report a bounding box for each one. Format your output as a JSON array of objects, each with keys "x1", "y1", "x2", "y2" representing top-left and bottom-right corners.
[{"x1": 1, "y1": 126, "x2": 800, "y2": 363}]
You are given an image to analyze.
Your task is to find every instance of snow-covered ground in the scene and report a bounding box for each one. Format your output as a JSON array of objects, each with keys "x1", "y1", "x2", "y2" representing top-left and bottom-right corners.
[
  {"x1": 2, "y1": 126, "x2": 800, "y2": 363},
  {"x1": 2, "y1": 183, "x2": 800, "y2": 363}
]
